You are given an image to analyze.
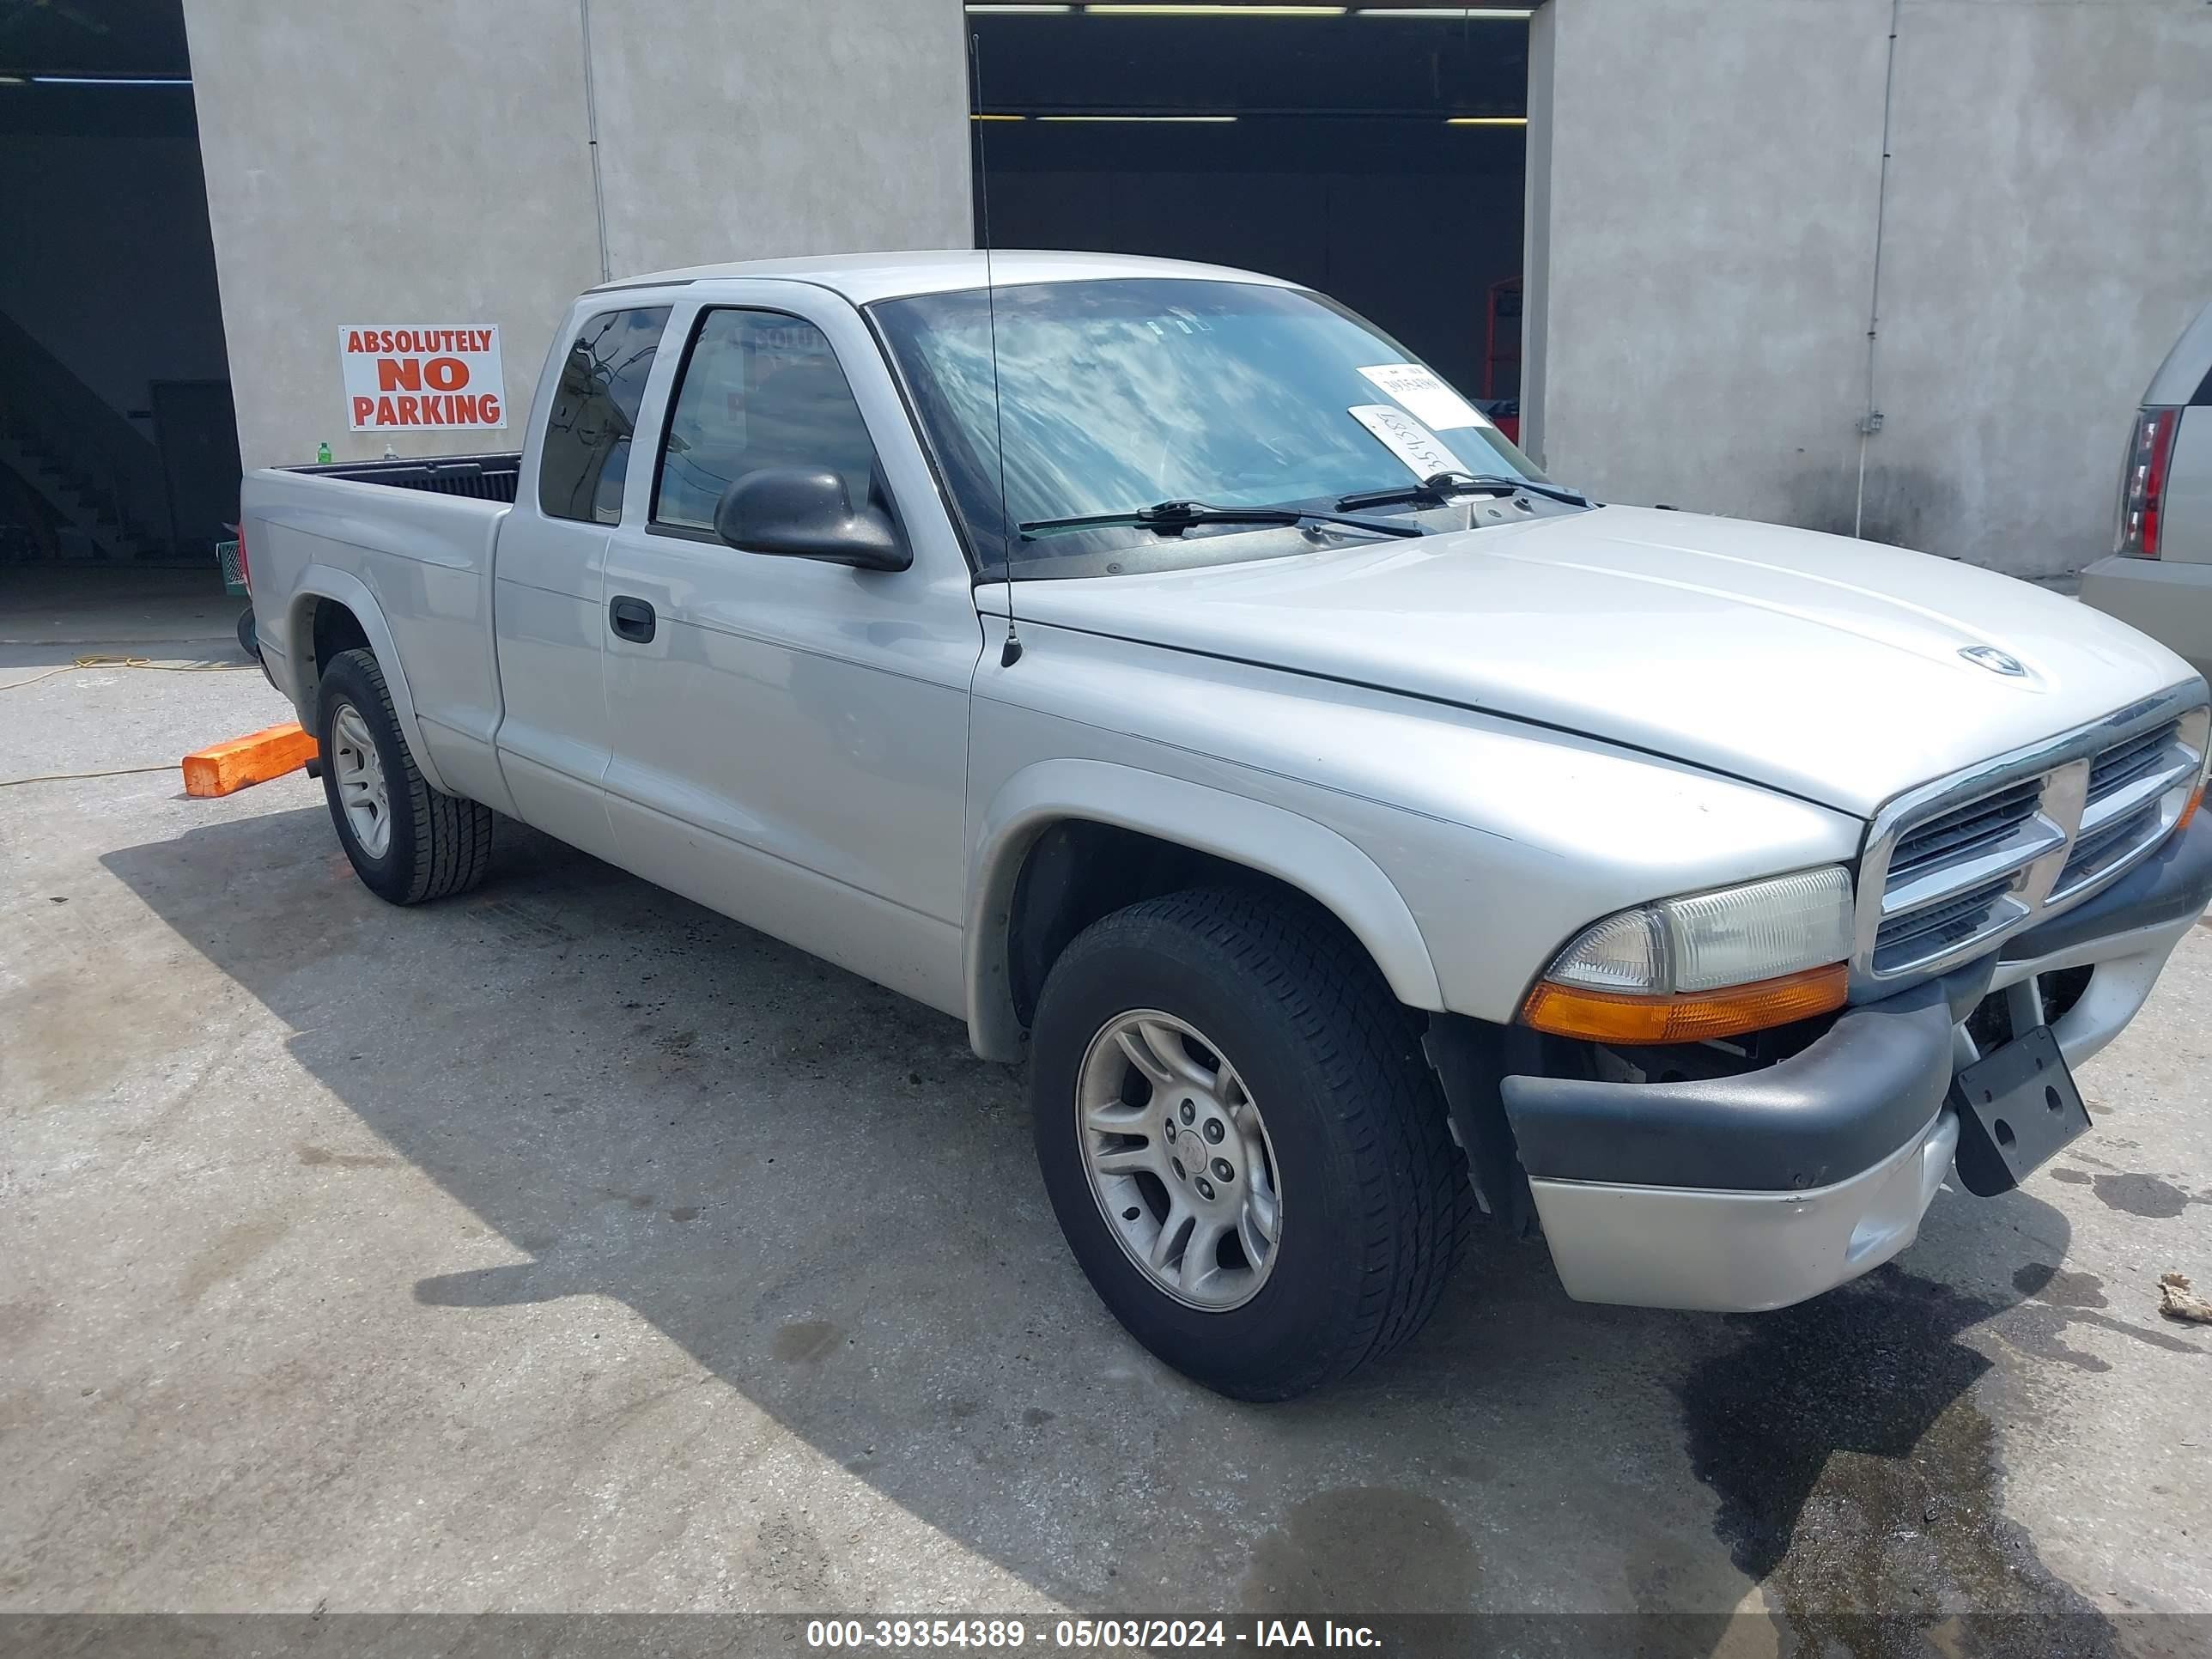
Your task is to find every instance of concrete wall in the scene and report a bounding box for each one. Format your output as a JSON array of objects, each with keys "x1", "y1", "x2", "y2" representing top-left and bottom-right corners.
[
  {"x1": 1525, "y1": 0, "x2": 2212, "y2": 580},
  {"x1": 182, "y1": 0, "x2": 971, "y2": 471}
]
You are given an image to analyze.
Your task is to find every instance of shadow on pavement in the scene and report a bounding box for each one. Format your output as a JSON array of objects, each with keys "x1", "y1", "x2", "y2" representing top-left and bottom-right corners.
[{"x1": 97, "y1": 805, "x2": 2142, "y2": 1654}]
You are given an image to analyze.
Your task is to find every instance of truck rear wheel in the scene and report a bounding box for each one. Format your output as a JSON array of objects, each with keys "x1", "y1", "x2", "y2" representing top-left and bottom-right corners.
[
  {"x1": 315, "y1": 647, "x2": 494, "y2": 905},
  {"x1": 1030, "y1": 888, "x2": 1472, "y2": 1401}
]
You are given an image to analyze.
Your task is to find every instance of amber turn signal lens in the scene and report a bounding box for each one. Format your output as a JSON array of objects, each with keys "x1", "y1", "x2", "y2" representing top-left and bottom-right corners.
[
  {"x1": 2178, "y1": 781, "x2": 2204, "y2": 834},
  {"x1": 1520, "y1": 961, "x2": 1850, "y2": 1045}
]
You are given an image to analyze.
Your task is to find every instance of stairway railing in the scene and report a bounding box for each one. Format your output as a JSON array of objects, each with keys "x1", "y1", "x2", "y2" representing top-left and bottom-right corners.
[{"x1": 0, "y1": 305, "x2": 174, "y2": 554}]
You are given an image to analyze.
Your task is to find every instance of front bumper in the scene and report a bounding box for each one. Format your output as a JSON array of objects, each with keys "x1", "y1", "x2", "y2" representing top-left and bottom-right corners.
[{"x1": 1499, "y1": 812, "x2": 2212, "y2": 1311}]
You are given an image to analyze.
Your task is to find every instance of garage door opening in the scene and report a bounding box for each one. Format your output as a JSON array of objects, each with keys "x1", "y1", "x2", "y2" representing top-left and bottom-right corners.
[
  {"x1": 963, "y1": 3, "x2": 1529, "y2": 416},
  {"x1": 0, "y1": 0, "x2": 238, "y2": 586}
]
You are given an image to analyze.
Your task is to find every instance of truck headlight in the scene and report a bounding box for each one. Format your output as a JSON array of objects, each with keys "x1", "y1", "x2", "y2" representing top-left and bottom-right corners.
[{"x1": 1521, "y1": 866, "x2": 1854, "y2": 1044}]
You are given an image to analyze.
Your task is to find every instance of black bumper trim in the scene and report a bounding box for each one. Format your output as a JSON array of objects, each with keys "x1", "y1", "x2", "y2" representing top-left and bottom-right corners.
[
  {"x1": 1501, "y1": 963, "x2": 1992, "y2": 1194},
  {"x1": 1500, "y1": 816, "x2": 2209, "y2": 1196},
  {"x1": 2002, "y1": 812, "x2": 2212, "y2": 962},
  {"x1": 236, "y1": 605, "x2": 276, "y2": 690}
]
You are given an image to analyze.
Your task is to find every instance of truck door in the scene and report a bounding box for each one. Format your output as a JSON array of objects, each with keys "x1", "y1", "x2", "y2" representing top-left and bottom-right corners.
[
  {"x1": 493, "y1": 305, "x2": 671, "y2": 860},
  {"x1": 598, "y1": 286, "x2": 984, "y2": 1018}
]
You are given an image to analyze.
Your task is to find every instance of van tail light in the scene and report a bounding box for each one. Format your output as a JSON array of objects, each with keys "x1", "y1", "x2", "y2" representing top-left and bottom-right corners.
[{"x1": 2116, "y1": 407, "x2": 2179, "y2": 557}]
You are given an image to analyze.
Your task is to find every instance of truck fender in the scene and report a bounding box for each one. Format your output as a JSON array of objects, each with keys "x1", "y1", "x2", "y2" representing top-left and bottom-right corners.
[
  {"x1": 965, "y1": 758, "x2": 1446, "y2": 1061},
  {"x1": 283, "y1": 565, "x2": 455, "y2": 797}
]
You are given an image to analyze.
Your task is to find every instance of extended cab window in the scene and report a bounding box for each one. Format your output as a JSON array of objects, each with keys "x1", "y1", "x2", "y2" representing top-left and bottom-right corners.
[
  {"x1": 538, "y1": 307, "x2": 670, "y2": 524},
  {"x1": 653, "y1": 309, "x2": 878, "y2": 532}
]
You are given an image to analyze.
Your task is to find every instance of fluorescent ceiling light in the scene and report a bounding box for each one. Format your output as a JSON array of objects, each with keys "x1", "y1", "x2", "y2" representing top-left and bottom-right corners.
[
  {"x1": 1085, "y1": 5, "x2": 1348, "y2": 15},
  {"x1": 970, "y1": 112, "x2": 1029, "y2": 120},
  {"x1": 0, "y1": 75, "x2": 26, "y2": 85},
  {"x1": 1444, "y1": 115, "x2": 1528, "y2": 125},
  {"x1": 31, "y1": 75, "x2": 192, "y2": 86},
  {"x1": 963, "y1": 3, "x2": 1074, "y2": 10},
  {"x1": 1036, "y1": 113, "x2": 1240, "y2": 121},
  {"x1": 1356, "y1": 7, "x2": 1533, "y2": 16}
]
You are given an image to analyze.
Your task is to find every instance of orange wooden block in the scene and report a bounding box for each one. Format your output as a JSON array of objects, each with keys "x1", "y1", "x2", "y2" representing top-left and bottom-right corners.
[{"x1": 183, "y1": 721, "x2": 320, "y2": 798}]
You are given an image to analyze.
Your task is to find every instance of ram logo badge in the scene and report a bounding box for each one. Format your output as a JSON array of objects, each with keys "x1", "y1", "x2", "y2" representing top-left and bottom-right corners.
[{"x1": 1960, "y1": 645, "x2": 2028, "y2": 677}]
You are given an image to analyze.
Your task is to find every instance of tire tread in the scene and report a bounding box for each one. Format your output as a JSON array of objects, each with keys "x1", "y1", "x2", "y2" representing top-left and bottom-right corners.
[
  {"x1": 324, "y1": 647, "x2": 495, "y2": 903},
  {"x1": 1048, "y1": 887, "x2": 1473, "y2": 1395}
]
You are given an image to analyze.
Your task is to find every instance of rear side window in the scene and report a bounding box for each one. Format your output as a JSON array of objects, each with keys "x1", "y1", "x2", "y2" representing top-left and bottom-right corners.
[
  {"x1": 653, "y1": 309, "x2": 878, "y2": 532},
  {"x1": 538, "y1": 307, "x2": 669, "y2": 523}
]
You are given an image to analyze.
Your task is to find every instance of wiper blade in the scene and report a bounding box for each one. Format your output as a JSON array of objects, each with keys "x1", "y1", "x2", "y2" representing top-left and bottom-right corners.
[
  {"x1": 1335, "y1": 471, "x2": 1592, "y2": 512},
  {"x1": 1019, "y1": 500, "x2": 1423, "y2": 540}
]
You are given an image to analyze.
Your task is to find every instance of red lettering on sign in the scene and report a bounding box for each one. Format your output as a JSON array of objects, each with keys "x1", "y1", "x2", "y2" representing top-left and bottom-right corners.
[
  {"x1": 453, "y1": 393, "x2": 479, "y2": 423},
  {"x1": 424, "y1": 356, "x2": 468, "y2": 392},
  {"x1": 480, "y1": 393, "x2": 501, "y2": 426},
  {"x1": 377, "y1": 357, "x2": 421, "y2": 392},
  {"x1": 352, "y1": 396, "x2": 374, "y2": 425}
]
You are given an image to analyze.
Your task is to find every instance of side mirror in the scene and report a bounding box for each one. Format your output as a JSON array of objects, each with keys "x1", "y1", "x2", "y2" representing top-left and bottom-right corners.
[{"x1": 713, "y1": 468, "x2": 909, "y2": 571}]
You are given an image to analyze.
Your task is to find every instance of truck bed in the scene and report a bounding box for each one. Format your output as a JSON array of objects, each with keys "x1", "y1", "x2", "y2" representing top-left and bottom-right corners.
[
  {"x1": 243, "y1": 453, "x2": 520, "y2": 815},
  {"x1": 286, "y1": 452, "x2": 521, "y2": 503}
]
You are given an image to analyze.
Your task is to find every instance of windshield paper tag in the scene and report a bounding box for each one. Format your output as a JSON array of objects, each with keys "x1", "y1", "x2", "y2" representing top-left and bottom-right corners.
[
  {"x1": 1349, "y1": 404, "x2": 1459, "y2": 479},
  {"x1": 1357, "y1": 363, "x2": 1490, "y2": 431}
]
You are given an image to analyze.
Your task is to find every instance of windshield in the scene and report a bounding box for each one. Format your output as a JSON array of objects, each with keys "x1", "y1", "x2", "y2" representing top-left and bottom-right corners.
[{"x1": 868, "y1": 277, "x2": 1546, "y2": 578}]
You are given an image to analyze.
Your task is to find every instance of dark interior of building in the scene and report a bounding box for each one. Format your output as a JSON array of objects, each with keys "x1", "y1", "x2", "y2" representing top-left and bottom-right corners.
[
  {"x1": 0, "y1": 0, "x2": 236, "y2": 577},
  {"x1": 0, "y1": 3, "x2": 1524, "y2": 586},
  {"x1": 965, "y1": 4, "x2": 1529, "y2": 404}
]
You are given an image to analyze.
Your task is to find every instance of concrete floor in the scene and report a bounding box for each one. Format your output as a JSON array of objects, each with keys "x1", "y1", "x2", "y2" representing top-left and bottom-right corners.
[{"x1": 3, "y1": 580, "x2": 2210, "y2": 1653}]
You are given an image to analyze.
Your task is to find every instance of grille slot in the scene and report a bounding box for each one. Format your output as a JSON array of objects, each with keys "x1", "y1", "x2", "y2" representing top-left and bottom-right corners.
[
  {"x1": 2059, "y1": 802, "x2": 2160, "y2": 893},
  {"x1": 1886, "y1": 779, "x2": 2042, "y2": 884},
  {"x1": 1875, "y1": 876, "x2": 2013, "y2": 973},
  {"x1": 2087, "y1": 720, "x2": 2179, "y2": 800}
]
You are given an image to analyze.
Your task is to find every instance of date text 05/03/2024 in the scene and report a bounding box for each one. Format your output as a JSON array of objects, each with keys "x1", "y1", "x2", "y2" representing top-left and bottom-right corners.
[{"x1": 804, "y1": 1618, "x2": 1383, "y2": 1650}]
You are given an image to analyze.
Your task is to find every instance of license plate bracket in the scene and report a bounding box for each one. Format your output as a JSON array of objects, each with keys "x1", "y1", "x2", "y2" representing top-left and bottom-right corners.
[{"x1": 1948, "y1": 1024, "x2": 2091, "y2": 1197}]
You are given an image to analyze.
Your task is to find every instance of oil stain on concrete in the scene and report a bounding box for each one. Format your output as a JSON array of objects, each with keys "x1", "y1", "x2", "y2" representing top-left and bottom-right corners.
[
  {"x1": 2002, "y1": 1261, "x2": 2199, "y2": 1374},
  {"x1": 2011, "y1": 1266, "x2": 2106, "y2": 1309},
  {"x1": 771, "y1": 1319, "x2": 843, "y2": 1364},
  {"x1": 2084, "y1": 1172, "x2": 2190, "y2": 1220},
  {"x1": 294, "y1": 1141, "x2": 399, "y2": 1170},
  {"x1": 1678, "y1": 1266, "x2": 2116, "y2": 1658},
  {"x1": 176, "y1": 1218, "x2": 289, "y2": 1307},
  {"x1": 1239, "y1": 1487, "x2": 1477, "y2": 1613}
]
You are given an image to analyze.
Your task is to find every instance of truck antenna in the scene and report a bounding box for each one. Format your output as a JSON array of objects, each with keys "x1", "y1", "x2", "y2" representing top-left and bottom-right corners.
[{"x1": 971, "y1": 29, "x2": 1022, "y2": 667}]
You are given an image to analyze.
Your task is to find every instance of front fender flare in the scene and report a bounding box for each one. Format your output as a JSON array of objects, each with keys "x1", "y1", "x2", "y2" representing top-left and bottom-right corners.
[
  {"x1": 964, "y1": 758, "x2": 1445, "y2": 1060},
  {"x1": 283, "y1": 566, "x2": 454, "y2": 797}
]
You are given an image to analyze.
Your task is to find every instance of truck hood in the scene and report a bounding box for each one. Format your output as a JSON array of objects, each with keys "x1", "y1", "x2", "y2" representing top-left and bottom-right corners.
[{"x1": 1000, "y1": 505, "x2": 2204, "y2": 816}]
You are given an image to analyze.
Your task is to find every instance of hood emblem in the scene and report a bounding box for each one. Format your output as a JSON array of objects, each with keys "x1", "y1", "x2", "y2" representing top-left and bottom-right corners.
[{"x1": 1960, "y1": 645, "x2": 2027, "y2": 678}]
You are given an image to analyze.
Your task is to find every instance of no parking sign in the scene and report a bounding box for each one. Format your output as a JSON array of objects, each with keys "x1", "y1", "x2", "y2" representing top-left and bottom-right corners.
[{"x1": 338, "y1": 325, "x2": 506, "y2": 432}]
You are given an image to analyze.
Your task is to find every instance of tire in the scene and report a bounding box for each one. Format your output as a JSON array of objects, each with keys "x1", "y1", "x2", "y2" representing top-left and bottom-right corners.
[
  {"x1": 314, "y1": 647, "x2": 494, "y2": 905},
  {"x1": 1030, "y1": 888, "x2": 1473, "y2": 1401}
]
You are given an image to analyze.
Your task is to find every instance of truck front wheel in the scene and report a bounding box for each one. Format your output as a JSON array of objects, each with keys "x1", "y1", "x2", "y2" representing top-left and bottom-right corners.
[
  {"x1": 1030, "y1": 888, "x2": 1473, "y2": 1400},
  {"x1": 315, "y1": 647, "x2": 494, "y2": 905}
]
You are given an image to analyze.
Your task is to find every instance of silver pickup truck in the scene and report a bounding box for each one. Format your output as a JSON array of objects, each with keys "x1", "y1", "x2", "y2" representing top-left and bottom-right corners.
[{"x1": 241, "y1": 252, "x2": 2212, "y2": 1401}]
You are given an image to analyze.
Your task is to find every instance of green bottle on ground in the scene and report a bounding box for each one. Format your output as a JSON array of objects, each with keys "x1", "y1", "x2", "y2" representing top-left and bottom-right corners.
[{"x1": 317, "y1": 441, "x2": 332, "y2": 464}]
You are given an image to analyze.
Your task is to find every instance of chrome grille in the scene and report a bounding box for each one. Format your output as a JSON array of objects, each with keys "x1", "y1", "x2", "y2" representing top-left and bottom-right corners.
[
  {"x1": 2087, "y1": 719, "x2": 2179, "y2": 798},
  {"x1": 2059, "y1": 802, "x2": 2160, "y2": 894},
  {"x1": 1854, "y1": 690, "x2": 2209, "y2": 992},
  {"x1": 1873, "y1": 875, "x2": 2014, "y2": 975},
  {"x1": 1887, "y1": 778, "x2": 2041, "y2": 883}
]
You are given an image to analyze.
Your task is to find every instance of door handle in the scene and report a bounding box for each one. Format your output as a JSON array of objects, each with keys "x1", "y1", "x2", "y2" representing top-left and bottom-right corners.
[{"x1": 608, "y1": 595, "x2": 656, "y2": 643}]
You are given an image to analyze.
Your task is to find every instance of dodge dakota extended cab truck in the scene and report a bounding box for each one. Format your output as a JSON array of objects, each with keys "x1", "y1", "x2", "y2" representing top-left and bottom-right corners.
[{"x1": 242, "y1": 252, "x2": 2212, "y2": 1401}]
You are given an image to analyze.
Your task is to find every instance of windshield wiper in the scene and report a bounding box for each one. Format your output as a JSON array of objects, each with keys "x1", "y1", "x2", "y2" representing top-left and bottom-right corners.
[
  {"x1": 1335, "y1": 471, "x2": 1592, "y2": 512},
  {"x1": 1018, "y1": 500, "x2": 1423, "y2": 540}
]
